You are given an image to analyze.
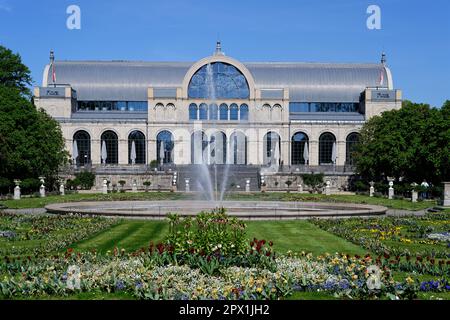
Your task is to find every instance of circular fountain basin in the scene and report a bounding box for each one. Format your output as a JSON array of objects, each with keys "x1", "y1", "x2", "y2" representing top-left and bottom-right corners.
[{"x1": 45, "y1": 200, "x2": 387, "y2": 220}]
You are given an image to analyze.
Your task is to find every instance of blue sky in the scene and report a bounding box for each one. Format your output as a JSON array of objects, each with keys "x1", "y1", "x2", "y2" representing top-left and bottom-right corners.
[{"x1": 0, "y1": 0, "x2": 449, "y2": 107}]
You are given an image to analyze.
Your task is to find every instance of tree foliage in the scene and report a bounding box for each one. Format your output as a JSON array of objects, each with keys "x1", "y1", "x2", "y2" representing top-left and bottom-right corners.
[
  {"x1": 0, "y1": 46, "x2": 67, "y2": 188},
  {"x1": 354, "y1": 100, "x2": 450, "y2": 185},
  {"x1": 0, "y1": 46, "x2": 32, "y2": 95}
]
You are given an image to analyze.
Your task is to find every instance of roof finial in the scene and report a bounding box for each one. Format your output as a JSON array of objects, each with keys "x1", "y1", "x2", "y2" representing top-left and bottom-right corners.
[
  {"x1": 381, "y1": 51, "x2": 386, "y2": 65},
  {"x1": 50, "y1": 49, "x2": 55, "y2": 63},
  {"x1": 214, "y1": 41, "x2": 224, "y2": 56}
]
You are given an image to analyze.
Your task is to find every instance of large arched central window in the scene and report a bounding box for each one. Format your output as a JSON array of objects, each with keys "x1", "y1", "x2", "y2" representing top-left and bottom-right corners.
[
  {"x1": 101, "y1": 131, "x2": 118, "y2": 164},
  {"x1": 188, "y1": 62, "x2": 250, "y2": 99}
]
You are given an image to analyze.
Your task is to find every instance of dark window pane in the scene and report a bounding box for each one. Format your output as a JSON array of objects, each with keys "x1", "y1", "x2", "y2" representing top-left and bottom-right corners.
[
  {"x1": 346, "y1": 133, "x2": 360, "y2": 165},
  {"x1": 230, "y1": 104, "x2": 238, "y2": 120},
  {"x1": 73, "y1": 130, "x2": 91, "y2": 166},
  {"x1": 240, "y1": 104, "x2": 249, "y2": 121},
  {"x1": 128, "y1": 130, "x2": 146, "y2": 164},
  {"x1": 319, "y1": 132, "x2": 336, "y2": 165},
  {"x1": 219, "y1": 103, "x2": 228, "y2": 120},
  {"x1": 101, "y1": 131, "x2": 118, "y2": 164},
  {"x1": 291, "y1": 132, "x2": 309, "y2": 165},
  {"x1": 157, "y1": 130, "x2": 174, "y2": 164}
]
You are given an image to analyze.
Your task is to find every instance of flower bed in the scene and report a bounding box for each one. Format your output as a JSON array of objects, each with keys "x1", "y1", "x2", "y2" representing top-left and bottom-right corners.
[
  {"x1": 311, "y1": 213, "x2": 450, "y2": 259},
  {"x1": 2, "y1": 249, "x2": 443, "y2": 300},
  {"x1": 0, "y1": 212, "x2": 118, "y2": 257}
]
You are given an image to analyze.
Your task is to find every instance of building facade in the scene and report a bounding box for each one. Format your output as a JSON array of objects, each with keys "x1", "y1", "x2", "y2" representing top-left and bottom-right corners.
[{"x1": 34, "y1": 43, "x2": 402, "y2": 182}]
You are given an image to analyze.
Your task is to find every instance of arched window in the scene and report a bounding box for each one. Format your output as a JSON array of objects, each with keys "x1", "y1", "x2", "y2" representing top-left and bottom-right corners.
[
  {"x1": 219, "y1": 103, "x2": 228, "y2": 120},
  {"x1": 73, "y1": 130, "x2": 91, "y2": 166},
  {"x1": 240, "y1": 104, "x2": 249, "y2": 121},
  {"x1": 209, "y1": 104, "x2": 218, "y2": 120},
  {"x1": 230, "y1": 103, "x2": 239, "y2": 120},
  {"x1": 263, "y1": 131, "x2": 281, "y2": 165},
  {"x1": 209, "y1": 132, "x2": 227, "y2": 164},
  {"x1": 319, "y1": 132, "x2": 336, "y2": 165},
  {"x1": 157, "y1": 130, "x2": 174, "y2": 164},
  {"x1": 291, "y1": 132, "x2": 309, "y2": 165},
  {"x1": 189, "y1": 103, "x2": 198, "y2": 120},
  {"x1": 191, "y1": 131, "x2": 207, "y2": 164},
  {"x1": 128, "y1": 130, "x2": 146, "y2": 164},
  {"x1": 101, "y1": 130, "x2": 118, "y2": 164},
  {"x1": 199, "y1": 103, "x2": 208, "y2": 120},
  {"x1": 188, "y1": 62, "x2": 249, "y2": 99},
  {"x1": 230, "y1": 131, "x2": 247, "y2": 164},
  {"x1": 346, "y1": 132, "x2": 360, "y2": 165}
]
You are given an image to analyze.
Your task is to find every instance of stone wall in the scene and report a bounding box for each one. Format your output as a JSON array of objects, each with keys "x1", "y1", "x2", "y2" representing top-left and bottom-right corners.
[{"x1": 262, "y1": 172, "x2": 351, "y2": 192}]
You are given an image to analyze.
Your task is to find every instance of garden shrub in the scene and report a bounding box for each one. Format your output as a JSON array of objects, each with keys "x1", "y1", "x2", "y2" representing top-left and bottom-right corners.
[
  {"x1": 0, "y1": 177, "x2": 11, "y2": 194},
  {"x1": 301, "y1": 173, "x2": 324, "y2": 193},
  {"x1": 20, "y1": 178, "x2": 41, "y2": 194},
  {"x1": 75, "y1": 171, "x2": 95, "y2": 190}
]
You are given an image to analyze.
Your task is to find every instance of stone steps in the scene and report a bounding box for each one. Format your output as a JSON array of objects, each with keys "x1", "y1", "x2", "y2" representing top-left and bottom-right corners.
[{"x1": 176, "y1": 165, "x2": 260, "y2": 192}]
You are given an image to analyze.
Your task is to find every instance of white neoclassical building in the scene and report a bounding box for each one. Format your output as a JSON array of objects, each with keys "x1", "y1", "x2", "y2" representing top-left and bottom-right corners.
[{"x1": 34, "y1": 43, "x2": 402, "y2": 190}]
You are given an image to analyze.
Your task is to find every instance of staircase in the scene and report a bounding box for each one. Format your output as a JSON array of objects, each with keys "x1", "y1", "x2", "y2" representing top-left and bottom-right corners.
[{"x1": 176, "y1": 165, "x2": 260, "y2": 192}]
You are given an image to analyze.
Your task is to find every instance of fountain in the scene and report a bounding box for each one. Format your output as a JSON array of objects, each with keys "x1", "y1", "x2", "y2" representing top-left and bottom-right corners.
[{"x1": 190, "y1": 63, "x2": 235, "y2": 204}]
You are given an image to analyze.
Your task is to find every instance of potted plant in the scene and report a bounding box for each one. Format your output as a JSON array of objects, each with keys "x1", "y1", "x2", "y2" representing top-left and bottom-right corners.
[
  {"x1": 118, "y1": 180, "x2": 126, "y2": 193},
  {"x1": 143, "y1": 181, "x2": 151, "y2": 192},
  {"x1": 285, "y1": 180, "x2": 293, "y2": 193},
  {"x1": 260, "y1": 181, "x2": 267, "y2": 193}
]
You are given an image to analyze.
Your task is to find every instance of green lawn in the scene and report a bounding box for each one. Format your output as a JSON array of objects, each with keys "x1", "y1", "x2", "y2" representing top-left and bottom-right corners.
[
  {"x1": 1, "y1": 191, "x2": 435, "y2": 210},
  {"x1": 72, "y1": 220, "x2": 168, "y2": 253},
  {"x1": 245, "y1": 220, "x2": 367, "y2": 255},
  {"x1": 70, "y1": 219, "x2": 366, "y2": 256}
]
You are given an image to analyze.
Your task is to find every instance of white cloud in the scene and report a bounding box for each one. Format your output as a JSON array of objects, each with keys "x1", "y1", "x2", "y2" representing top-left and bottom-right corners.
[{"x1": 0, "y1": 1, "x2": 11, "y2": 12}]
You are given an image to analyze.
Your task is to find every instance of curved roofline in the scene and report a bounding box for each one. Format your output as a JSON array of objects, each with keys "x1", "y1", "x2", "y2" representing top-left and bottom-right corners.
[{"x1": 180, "y1": 55, "x2": 256, "y2": 100}]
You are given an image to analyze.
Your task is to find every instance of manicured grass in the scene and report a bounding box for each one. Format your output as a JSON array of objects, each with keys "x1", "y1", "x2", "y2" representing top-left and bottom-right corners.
[
  {"x1": 227, "y1": 192, "x2": 434, "y2": 211},
  {"x1": 1, "y1": 191, "x2": 435, "y2": 210},
  {"x1": 246, "y1": 220, "x2": 367, "y2": 255},
  {"x1": 72, "y1": 220, "x2": 168, "y2": 253},
  {"x1": 0, "y1": 192, "x2": 188, "y2": 209},
  {"x1": 71, "y1": 219, "x2": 366, "y2": 256}
]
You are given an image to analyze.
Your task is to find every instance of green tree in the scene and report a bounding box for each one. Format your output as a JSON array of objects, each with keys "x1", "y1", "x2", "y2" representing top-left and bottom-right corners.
[
  {"x1": 0, "y1": 46, "x2": 68, "y2": 187},
  {"x1": 0, "y1": 46, "x2": 32, "y2": 95},
  {"x1": 354, "y1": 100, "x2": 450, "y2": 185}
]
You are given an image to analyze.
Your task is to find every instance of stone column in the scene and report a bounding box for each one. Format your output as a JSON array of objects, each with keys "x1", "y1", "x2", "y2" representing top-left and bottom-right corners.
[
  {"x1": 325, "y1": 180, "x2": 331, "y2": 195},
  {"x1": 102, "y1": 179, "x2": 108, "y2": 194},
  {"x1": 388, "y1": 179, "x2": 394, "y2": 199},
  {"x1": 309, "y1": 140, "x2": 319, "y2": 166},
  {"x1": 337, "y1": 141, "x2": 346, "y2": 166},
  {"x1": 39, "y1": 177, "x2": 46, "y2": 198},
  {"x1": 411, "y1": 182, "x2": 418, "y2": 203},
  {"x1": 13, "y1": 180, "x2": 21, "y2": 200},
  {"x1": 369, "y1": 181, "x2": 375, "y2": 197},
  {"x1": 118, "y1": 139, "x2": 128, "y2": 165},
  {"x1": 443, "y1": 182, "x2": 450, "y2": 207}
]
